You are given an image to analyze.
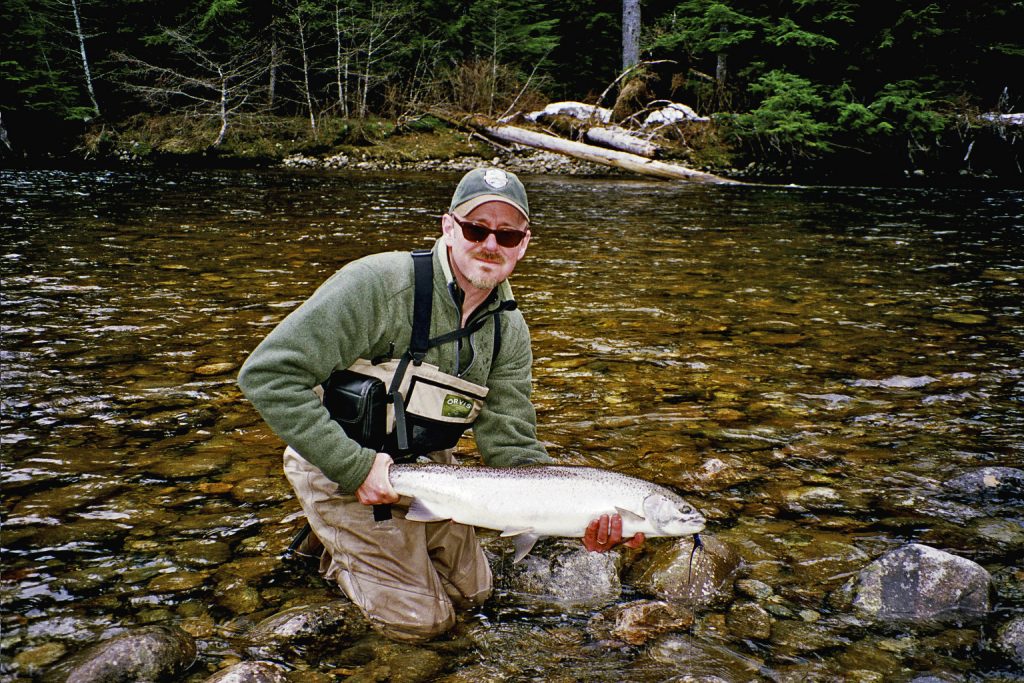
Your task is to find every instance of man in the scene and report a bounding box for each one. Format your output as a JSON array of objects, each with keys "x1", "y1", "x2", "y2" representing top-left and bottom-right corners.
[{"x1": 239, "y1": 168, "x2": 641, "y2": 641}]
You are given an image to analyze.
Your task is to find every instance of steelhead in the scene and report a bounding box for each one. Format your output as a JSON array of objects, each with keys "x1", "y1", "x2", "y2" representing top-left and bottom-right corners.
[{"x1": 389, "y1": 464, "x2": 706, "y2": 561}]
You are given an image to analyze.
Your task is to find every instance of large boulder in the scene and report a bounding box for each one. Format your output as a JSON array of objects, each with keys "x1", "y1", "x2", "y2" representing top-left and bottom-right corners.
[
  {"x1": 45, "y1": 625, "x2": 196, "y2": 682},
  {"x1": 842, "y1": 543, "x2": 991, "y2": 624},
  {"x1": 625, "y1": 535, "x2": 739, "y2": 607}
]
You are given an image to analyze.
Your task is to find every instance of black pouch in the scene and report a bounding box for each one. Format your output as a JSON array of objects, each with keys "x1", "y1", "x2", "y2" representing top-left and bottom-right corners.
[{"x1": 321, "y1": 369, "x2": 387, "y2": 450}]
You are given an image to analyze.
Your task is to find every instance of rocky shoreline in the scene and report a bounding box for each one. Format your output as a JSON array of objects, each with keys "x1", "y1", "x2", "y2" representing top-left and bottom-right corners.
[{"x1": 280, "y1": 147, "x2": 636, "y2": 178}]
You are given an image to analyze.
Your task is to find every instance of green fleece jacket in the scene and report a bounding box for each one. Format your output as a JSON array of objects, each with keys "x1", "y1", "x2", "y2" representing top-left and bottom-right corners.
[{"x1": 238, "y1": 237, "x2": 551, "y2": 493}]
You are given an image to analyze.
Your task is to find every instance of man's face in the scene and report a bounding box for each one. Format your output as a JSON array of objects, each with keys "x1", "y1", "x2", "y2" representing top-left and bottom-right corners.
[{"x1": 442, "y1": 201, "x2": 530, "y2": 292}]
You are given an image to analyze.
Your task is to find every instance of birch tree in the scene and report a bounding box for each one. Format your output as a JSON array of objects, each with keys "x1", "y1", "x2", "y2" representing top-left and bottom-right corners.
[{"x1": 67, "y1": 0, "x2": 100, "y2": 117}]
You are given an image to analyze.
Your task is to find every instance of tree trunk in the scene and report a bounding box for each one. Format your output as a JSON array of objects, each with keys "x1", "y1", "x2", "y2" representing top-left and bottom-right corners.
[
  {"x1": 715, "y1": 25, "x2": 728, "y2": 87},
  {"x1": 215, "y1": 67, "x2": 228, "y2": 147},
  {"x1": 622, "y1": 0, "x2": 641, "y2": 72},
  {"x1": 70, "y1": 0, "x2": 100, "y2": 117},
  {"x1": 296, "y1": 7, "x2": 316, "y2": 131},
  {"x1": 479, "y1": 124, "x2": 738, "y2": 184},
  {"x1": 268, "y1": 38, "x2": 278, "y2": 109},
  {"x1": 584, "y1": 126, "x2": 658, "y2": 157}
]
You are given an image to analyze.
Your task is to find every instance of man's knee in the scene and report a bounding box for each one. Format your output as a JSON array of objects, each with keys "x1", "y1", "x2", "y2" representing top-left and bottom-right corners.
[{"x1": 368, "y1": 608, "x2": 456, "y2": 642}]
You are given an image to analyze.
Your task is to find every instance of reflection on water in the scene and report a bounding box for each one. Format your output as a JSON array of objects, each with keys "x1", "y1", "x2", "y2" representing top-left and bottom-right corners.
[{"x1": 2, "y1": 168, "x2": 1022, "y2": 680}]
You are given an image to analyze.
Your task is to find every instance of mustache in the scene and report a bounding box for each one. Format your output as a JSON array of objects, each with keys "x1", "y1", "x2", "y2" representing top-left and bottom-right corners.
[{"x1": 472, "y1": 250, "x2": 506, "y2": 264}]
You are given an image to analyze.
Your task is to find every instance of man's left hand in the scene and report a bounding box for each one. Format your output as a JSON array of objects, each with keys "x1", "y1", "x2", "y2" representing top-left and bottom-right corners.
[{"x1": 582, "y1": 514, "x2": 645, "y2": 553}]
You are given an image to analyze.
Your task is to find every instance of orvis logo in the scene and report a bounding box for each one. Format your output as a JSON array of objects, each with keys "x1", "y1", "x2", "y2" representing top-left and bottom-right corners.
[{"x1": 441, "y1": 394, "x2": 474, "y2": 418}]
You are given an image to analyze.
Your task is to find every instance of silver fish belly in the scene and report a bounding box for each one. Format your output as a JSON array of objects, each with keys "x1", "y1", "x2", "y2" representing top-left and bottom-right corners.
[{"x1": 388, "y1": 464, "x2": 705, "y2": 561}]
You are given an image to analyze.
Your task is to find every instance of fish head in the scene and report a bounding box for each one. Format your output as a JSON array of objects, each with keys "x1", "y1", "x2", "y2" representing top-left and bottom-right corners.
[{"x1": 642, "y1": 493, "x2": 706, "y2": 536}]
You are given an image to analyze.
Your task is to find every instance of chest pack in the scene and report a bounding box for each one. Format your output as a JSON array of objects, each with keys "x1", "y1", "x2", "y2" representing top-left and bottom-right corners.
[{"x1": 321, "y1": 250, "x2": 515, "y2": 461}]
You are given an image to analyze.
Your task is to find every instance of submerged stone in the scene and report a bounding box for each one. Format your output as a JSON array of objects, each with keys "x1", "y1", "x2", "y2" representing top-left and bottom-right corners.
[
  {"x1": 245, "y1": 601, "x2": 370, "y2": 660},
  {"x1": 202, "y1": 661, "x2": 289, "y2": 682},
  {"x1": 45, "y1": 625, "x2": 196, "y2": 683},
  {"x1": 195, "y1": 362, "x2": 237, "y2": 376},
  {"x1": 497, "y1": 538, "x2": 621, "y2": 610},
  {"x1": 13, "y1": 642, "x2": 67, "y2": 676},
  {"x1": 587, "y1": 599, "x2": 694, "y2": 645},
  {"x1": 726, "y1": 601, "x2": 772, "y2": 639},
  {"x1": 626, "y1": 535, "x2": 739, "y2": 607},
  {"x1": 844, "y1": 543, "x2": 991, "y2": 625},
  {"x1": 943, "y1": 467, "x2": 1024, "y2": 503},
  {"x1": 995, "y1": 616, "x2": 1024, "y2": 667}
]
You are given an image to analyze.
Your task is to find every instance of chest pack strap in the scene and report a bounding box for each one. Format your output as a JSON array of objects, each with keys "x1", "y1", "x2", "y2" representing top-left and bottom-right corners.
[{"x1": 387, "y1": 250, "x2": 514, "y2": 453}]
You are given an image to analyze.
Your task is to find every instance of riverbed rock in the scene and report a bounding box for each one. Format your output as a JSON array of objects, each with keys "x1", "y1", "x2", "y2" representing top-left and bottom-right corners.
[
  {"x1": 202, "y1": 661, "x2": 289, "y2": 682},
  {"x1": 841, "y1": 543, "x2": 991, "y2": 625},
  {"x1": 497, "y1": 539, "x2": 621, "y2": 609},
  {"x1": 995, "y1": 616, "x2": 1024, "y2": 667},
  {"x1": 244, "y1": 601, "x2": 371, "y2": 660},
  {"x1": 338, "y1": 638, "x2": 446, "y2": 683},
  {"x1": 625, "y1": 535, "x2": 740, "y2": 607},
  {"x1": 587, "y1": 599, "x2": 694, "y2": 645},
  {"x1": 726, "y1": 601, "x2": 772, "y2": 639},
  {"x1": 943, "y1": 467, "x2": 1024, "y2": 503},
  {"x1": 44, "y1": 625, "x2": 196, "y2": 683}
]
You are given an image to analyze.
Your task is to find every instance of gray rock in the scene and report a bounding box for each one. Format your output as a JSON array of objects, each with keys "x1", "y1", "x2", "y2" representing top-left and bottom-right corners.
[
  {"x1": 846, "y1": 543, "x2": 991, "y2": 624},
  {"x1": 626, "y1": 535, "x2": 740, "y2": 607},
  {"x1": 44, "y1": 625, "x2": 196, "y2": 683},
  {"x1": 202, "y1": 661, "x2": 288, "y2": 683},
  {"x1": 944, "y1": 467, "x2": 1024, "y2": 503},
  {"x1": 995, "y1": 616, "x2": 1024, "y2": 667},
  {"x1": 497, "y1": 538, "x2": 621, "y2": 609},
  {"x1": 245, "y1": 601, "x2": 370, "y2": 660}
]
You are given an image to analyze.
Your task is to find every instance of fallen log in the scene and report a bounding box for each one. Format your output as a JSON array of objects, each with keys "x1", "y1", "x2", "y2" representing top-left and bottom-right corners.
[
  {"x1": 479, "y1": 124, "x2": 739, "y2": 184},
  {"x1": 584, "y1": 126, "x2": 658, "y2": 158}
]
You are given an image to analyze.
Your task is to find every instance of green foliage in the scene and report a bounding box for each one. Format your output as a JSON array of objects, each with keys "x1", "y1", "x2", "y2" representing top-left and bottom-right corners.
[
  {"x1": 729, "y1": 69, "x2": 833, "y2": 157},
  {"x1": 1, "y1": 0, "x2": 1020, "y2": 173},
  {"x1": 866, "y1": 80, "x2": 950, "y2": 159}
]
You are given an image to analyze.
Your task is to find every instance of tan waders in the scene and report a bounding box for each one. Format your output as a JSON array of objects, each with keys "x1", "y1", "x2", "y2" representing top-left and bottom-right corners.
[{"x1": 283, "y1": 447, "x2": 492, "y2": 641}]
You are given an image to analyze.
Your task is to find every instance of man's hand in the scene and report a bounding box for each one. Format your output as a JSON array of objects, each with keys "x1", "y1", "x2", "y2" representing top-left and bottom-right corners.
[
  {"x1": 355, "y1": 452, "x2": 400, "y2": 505},
  {"x1": 582, "y1": 514, "x2": 645, "y2": 553}
]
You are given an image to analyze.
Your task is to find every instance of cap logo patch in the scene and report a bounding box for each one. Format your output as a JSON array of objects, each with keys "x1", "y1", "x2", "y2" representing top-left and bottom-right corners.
[{"x1": 483, "y1": 169, "x2": 509, "y2": 189}]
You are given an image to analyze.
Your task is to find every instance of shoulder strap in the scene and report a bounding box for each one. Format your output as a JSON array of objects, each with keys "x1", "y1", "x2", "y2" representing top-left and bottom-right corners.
[
  {"x1": 409, "y1": 249, "x2": 433, "y2": 362},
  {"x1": 388, "y1": 250, "x2": 433, "y2": 453}
]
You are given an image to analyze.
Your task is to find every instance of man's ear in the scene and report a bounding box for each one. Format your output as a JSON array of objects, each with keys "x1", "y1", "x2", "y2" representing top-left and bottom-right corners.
[
  {"x1": 440, "y1": 213, "x2": 454, "y2": 245},
  {"x1": 515, "y1": 230, "x2": 531, "y2": 259}
]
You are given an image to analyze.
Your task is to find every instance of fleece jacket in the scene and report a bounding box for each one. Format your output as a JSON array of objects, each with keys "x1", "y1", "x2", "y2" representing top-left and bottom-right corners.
[{"x1": 238, "y1": 237, "x2": 551, "y2": 493}]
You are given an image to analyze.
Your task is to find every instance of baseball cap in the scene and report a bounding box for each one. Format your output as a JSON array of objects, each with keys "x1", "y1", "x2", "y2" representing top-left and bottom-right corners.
[{"x1": 449, "y1": 168, "x2": 529, "y2": 221}]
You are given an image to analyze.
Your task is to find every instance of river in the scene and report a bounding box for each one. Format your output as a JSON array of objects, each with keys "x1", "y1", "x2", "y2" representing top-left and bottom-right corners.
[{"x1": 1, "y1": 168, "x2": 1022, "y2": 681}]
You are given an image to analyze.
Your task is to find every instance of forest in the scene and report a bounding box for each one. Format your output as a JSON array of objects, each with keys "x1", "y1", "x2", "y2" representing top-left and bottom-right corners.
[{"x1": 2, "y1": 0, "x2": 1022, "y2": 180}]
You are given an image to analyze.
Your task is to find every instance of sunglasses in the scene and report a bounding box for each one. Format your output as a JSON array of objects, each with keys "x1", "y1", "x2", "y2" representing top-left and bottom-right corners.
[{"x1": 450, "y1": 213, "x2": 528, "y2": 248}]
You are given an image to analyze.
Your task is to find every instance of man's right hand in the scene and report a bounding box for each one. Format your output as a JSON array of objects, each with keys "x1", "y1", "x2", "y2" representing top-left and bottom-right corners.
[{"x1": 355, "y1": 452, "x2": 400, "y2": 505}]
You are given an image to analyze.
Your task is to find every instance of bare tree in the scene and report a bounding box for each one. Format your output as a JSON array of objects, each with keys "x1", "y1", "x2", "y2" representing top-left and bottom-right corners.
[
  {"x1": 287, "y1": 0, "x2": 318, "y2": 131},
  {"x1": 69, "y1": 0, "x2": 100, "y2": 116},
  {"x1": 114, "y1": 28, "x2": 265, "y2": 146}
]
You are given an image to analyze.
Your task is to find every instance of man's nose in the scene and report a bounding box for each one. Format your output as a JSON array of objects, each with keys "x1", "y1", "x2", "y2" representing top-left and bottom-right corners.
[{"x1": 481, "y1": 232, "x2": 500, "y2": 250}]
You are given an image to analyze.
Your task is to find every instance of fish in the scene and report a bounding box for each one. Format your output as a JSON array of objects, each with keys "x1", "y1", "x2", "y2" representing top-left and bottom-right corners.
[{"x1": 389, "y1": 464, "x2": 706, "y2": 562}]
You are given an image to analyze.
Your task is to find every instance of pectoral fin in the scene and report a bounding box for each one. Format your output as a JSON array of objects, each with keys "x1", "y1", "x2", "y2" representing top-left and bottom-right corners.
[
  {"x1": 500, "y1": 527, "x2": 535, "y2": 537},
  {"x1": 405, "y1": 498, "x2": 448, "y2": 523},
  {"x1": 512, "y1": 533, "x2": 540, "y2": 563},
  {"x1": 615, "y1": 506, "x2": 646, "y2": 524}
]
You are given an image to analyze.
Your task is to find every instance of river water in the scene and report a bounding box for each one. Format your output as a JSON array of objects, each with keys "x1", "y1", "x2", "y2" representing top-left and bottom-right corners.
[{"x1": 1, "y1": 168, "x2": 1022, "y2": 681}]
